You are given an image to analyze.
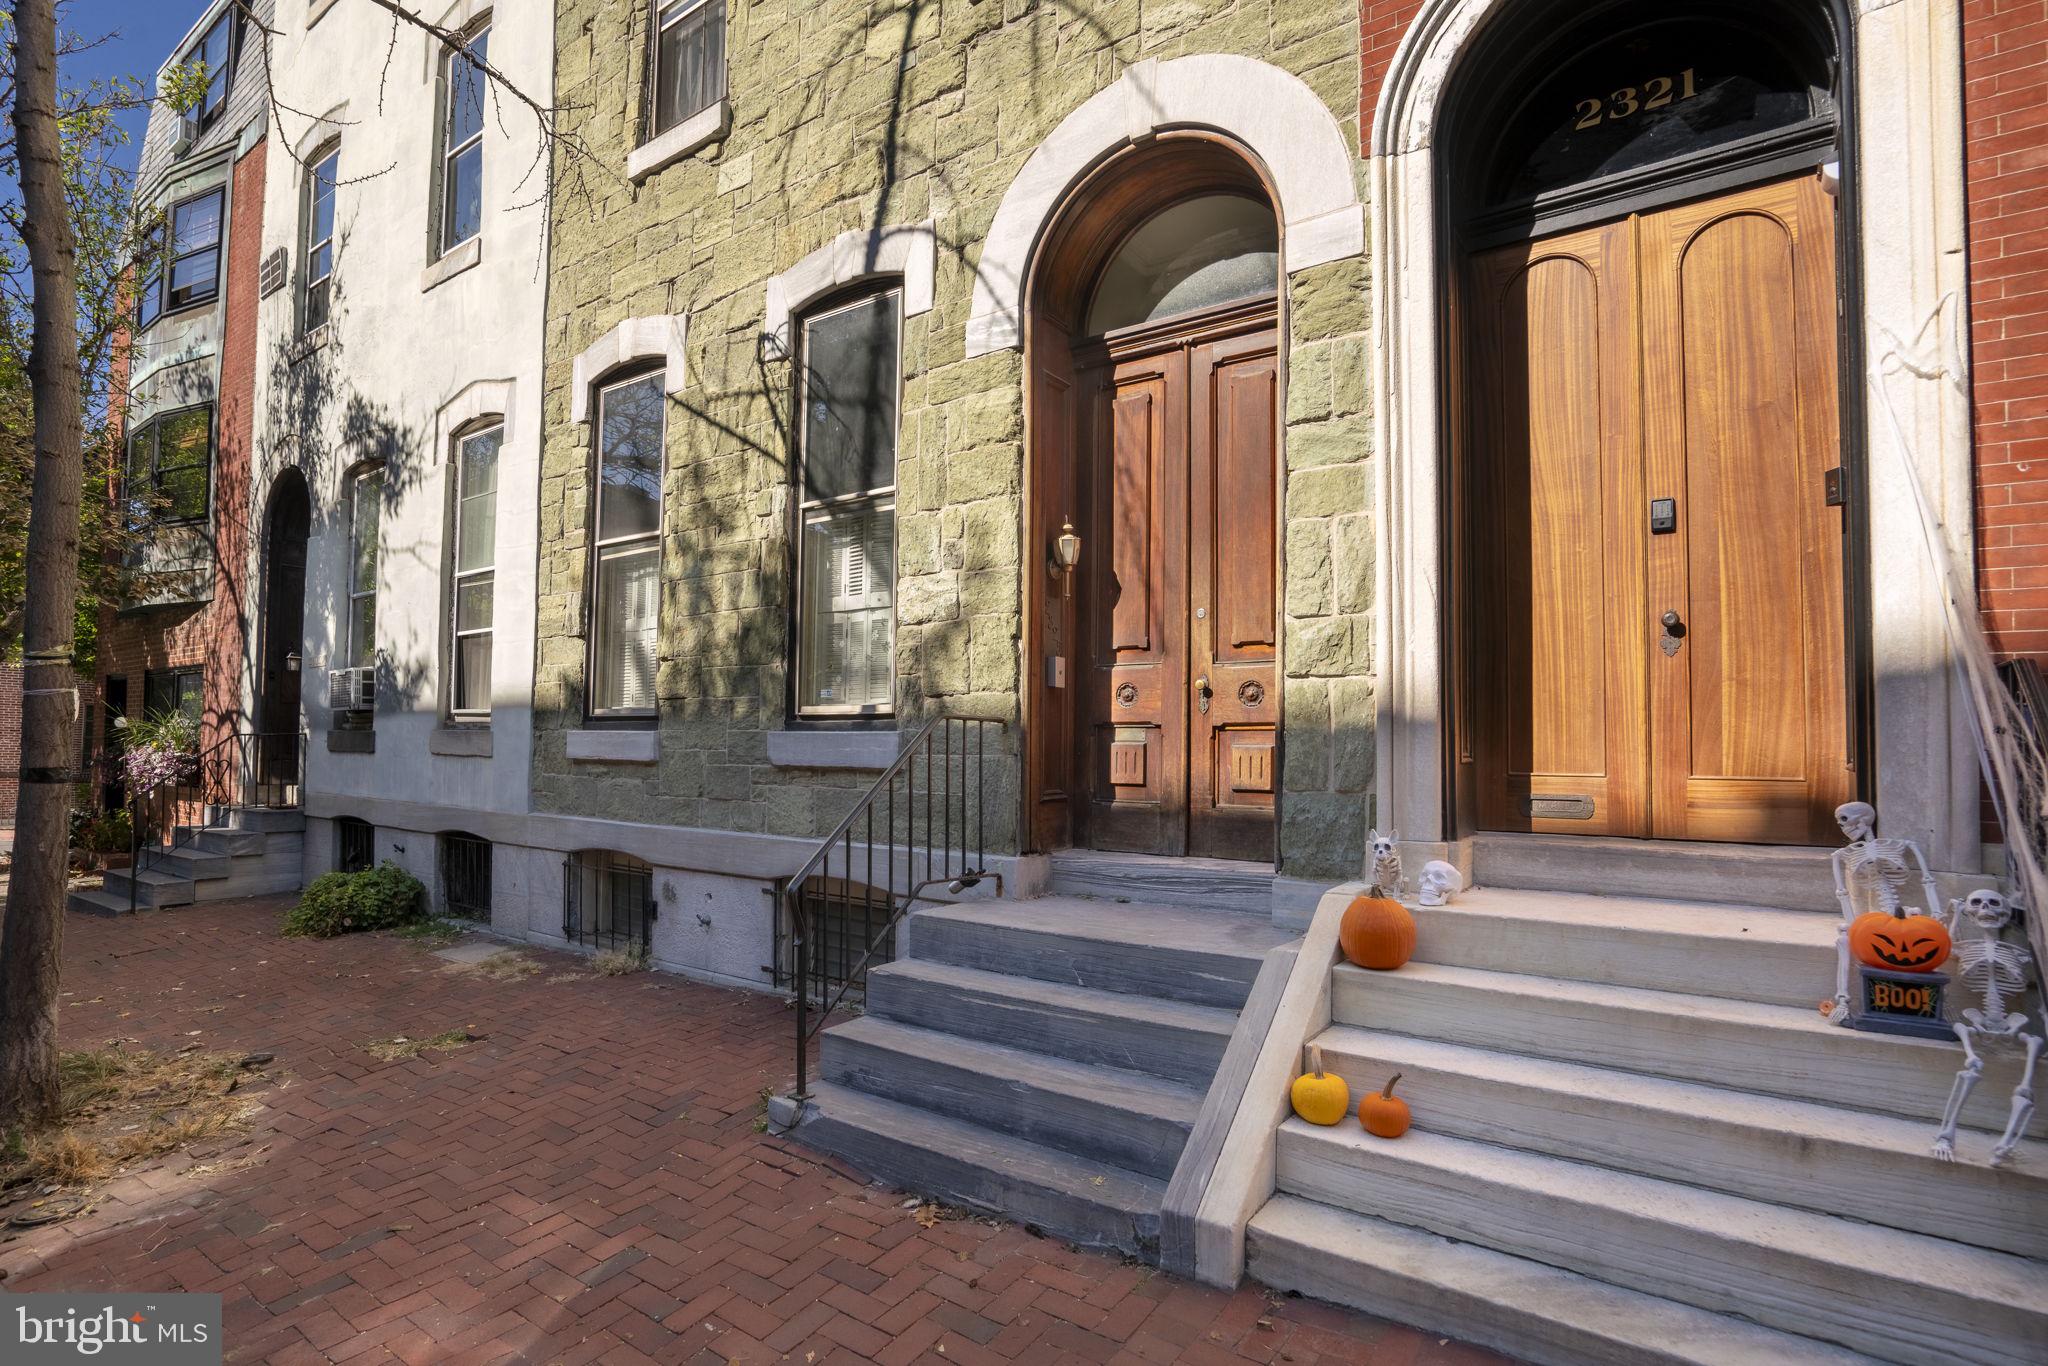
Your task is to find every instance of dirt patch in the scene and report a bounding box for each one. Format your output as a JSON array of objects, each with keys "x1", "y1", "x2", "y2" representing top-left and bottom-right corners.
[
  {"x1": 1, "y1": 1046, "x2": 270, "y2": 1219},
  {"x1": 361, "y1": 1028, "x2": 482, "y2": 1063},
  {"x1": 445, "y1": 949, "x2": 540, "y2": 981}
]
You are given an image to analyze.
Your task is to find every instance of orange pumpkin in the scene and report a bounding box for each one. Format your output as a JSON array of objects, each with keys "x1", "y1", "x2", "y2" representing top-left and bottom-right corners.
[
  {"x1": 1340, "y1": 893, "x2": 1416, "y2": 970},
  {"x1": 1289, "y1": 1044, "x2": 1351, "y2": 1126},
  {"x1": 1359, "y1": 1073, "x2": 1411, "y2": 1139},
  {"x1": 1849, "y1": 909, "x2": 1952, "y2": 973}
]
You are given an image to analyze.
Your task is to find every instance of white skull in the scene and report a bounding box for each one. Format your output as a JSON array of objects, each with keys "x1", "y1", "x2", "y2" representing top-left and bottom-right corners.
[
  {"x1": 1835, "y1": 801, "x2": 1876, "y2": 843},
  {"x1": 1368, "y1": 827, "x2": 1399, "y2": 863},
  {"x1": 1962, "y1": 888, "x2": 2012, "y2": 931},
  {"x1": 1417, "y1": 860, "x2": 1463, "y2": 908}
]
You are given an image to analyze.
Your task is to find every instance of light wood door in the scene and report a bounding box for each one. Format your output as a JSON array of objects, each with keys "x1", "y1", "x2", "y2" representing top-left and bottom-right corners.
[
  {"x1": 1466, "y1": 173, "x2": 1850, "y2": 843},
  {"x1": 1080, "y1": 320, "x2": 1279, "y2": 860}
]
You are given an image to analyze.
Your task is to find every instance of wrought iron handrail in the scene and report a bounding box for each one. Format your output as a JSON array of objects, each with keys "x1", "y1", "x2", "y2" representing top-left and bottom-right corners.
[
  {"x1": 119, "y1": 728, "x2": 304, "y2": 913},
  {"x1": 783, "y1": 714, "x2": 1005, "y2": 1102}
]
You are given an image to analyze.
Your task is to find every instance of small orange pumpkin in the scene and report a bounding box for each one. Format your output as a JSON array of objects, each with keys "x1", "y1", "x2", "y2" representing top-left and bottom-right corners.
[
  {"x1": 1290, "y1": 1044, "x2": 1351, "y2": 1126},
  {"x1": 1849, "y1": 908, "x2": 1952, "y2": 973},
  {"x1": 1340, "y1": 893, "x2": 1416, "y2": 970},
  {"x1": 1359, "y1": 1073, "x2": 1411, "y2": 1139}
]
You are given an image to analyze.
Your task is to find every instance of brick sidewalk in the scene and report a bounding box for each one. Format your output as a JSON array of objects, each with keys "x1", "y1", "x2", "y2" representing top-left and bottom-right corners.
[{"x1": 2, "y1": 899, "x2": 1510, "y2": 1365}]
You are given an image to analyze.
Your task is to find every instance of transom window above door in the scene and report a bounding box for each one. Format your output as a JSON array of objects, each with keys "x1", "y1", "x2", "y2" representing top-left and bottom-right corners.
[{"x1": 1085, "y1": 194, "x2": 1278, "y2": 335}]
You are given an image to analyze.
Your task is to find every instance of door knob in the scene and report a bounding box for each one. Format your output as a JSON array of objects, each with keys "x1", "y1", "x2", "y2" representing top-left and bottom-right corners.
[
  {"x1": 1660, "y1": 610, "x2": 1685, "y2": 657},
  {"x1": 1195, "y1": 675, "x2": 1211, "y2": 715},
  {"x1": 1661, "y1": 611, "x2": 1682, "y2": 631}
]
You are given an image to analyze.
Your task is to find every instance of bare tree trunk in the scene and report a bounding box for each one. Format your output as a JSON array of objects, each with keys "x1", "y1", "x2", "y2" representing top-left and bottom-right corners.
[{"x1": 1, "y1": 0, "x2": 85, "y2": 1129}]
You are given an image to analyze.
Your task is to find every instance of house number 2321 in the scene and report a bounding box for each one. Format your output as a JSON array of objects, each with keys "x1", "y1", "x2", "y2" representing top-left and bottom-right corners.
[{"x1": 1574, "y1": 68, "x2": 1698, "y2": 130}]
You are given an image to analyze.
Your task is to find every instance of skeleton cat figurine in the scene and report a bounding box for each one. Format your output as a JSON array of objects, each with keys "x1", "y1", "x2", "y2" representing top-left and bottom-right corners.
[
  {"x1": 1930, "y1": 890, "x2": 2041, "y2": 1165},
  {"x1": 1367, "y1": 828, "x2": 1401, "y2": 896},
  {"x1": 1827, "y1": 802, "x2": 1940, "y2": 1026}
]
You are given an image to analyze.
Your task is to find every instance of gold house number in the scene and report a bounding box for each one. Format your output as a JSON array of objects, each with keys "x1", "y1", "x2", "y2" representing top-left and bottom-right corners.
[{"x1": 1575, "y1": 68, "x2": 1699, "y2": 130}]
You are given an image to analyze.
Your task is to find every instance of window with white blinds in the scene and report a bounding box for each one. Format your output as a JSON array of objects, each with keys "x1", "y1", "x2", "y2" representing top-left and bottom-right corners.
[
  {"x1": 590, "y1": 372, "x2": 665, "y2": 716},
  {"x1": 795, "y1": 289, "x2": 899, "y2": 716},
  {"x1": 450, "y1": 422, "x2": 500, "y2": 716}
]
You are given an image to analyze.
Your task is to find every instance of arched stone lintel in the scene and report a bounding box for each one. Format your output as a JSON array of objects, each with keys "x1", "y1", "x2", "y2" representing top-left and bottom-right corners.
[
  {"x1": 965, "y1": 54, "x2": 1364, "y2": 359},
  {"x1": 569, "y1": 315, "x2": 687, "y2": 424},
  {"x1": 762, "y1": 221, "x2": 936, "y2": 354},
  {"x1": 435, "y1": 377, "x2": 517, "y2": 459}
]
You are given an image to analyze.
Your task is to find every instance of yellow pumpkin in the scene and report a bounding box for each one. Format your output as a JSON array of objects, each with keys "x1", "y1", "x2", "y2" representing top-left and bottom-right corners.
[
  {"x1": 1340, "y1": 893, "x2": 1416, "y2": 970},
  {"x1": 1290, "y1": 1044, "x2": 1350, "y2": 1126},
  {"x1": 1359, "y1": 1073, "x2": 1411, "y2": 1139}
]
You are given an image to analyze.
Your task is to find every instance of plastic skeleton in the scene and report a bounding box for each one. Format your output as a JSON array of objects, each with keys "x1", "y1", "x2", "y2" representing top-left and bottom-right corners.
[
  {"x1": 1827, "y1": 802, "x2": 1940, "y2": 1026},
  {"x1": 1367, "y1": 828, "x2": 1402, "y2": 896},
  {"x1": 1417, "y1": 860, "x2": 1464, "y2": 908},
  {"x1": 1930, "y1": 890, "x2": 2041, "y2": 1165}
]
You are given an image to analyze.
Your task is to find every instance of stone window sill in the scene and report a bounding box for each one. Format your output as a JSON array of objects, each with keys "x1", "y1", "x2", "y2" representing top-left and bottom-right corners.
[
  {"x1": 566, "y1": 728, "x2": 658, "y2": 764},
  {"x1": 626, "y1": 99, "x2": 731, "y2": 183},
  {"x1": 766, "y1": 728, "x2": 899, "y2": 770},
  {"x1": 421, "y1": 236, "x2": 481, "y2": 293},
  {"x1": 429, "y1": 725, "x2": 492, "y2": 757},
  {"x1": 326, "y1": 728, "x2": 375, "y2": 754},
  {"x1": 288, "y1": 324, "x2": 330, "y2": 367}
]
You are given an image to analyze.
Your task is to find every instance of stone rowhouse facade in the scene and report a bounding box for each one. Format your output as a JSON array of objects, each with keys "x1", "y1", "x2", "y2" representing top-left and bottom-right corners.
[
  {"x1": 99, "y1": 1, "x2": 274, "y2": 776},
  {"x1": 533, "y1": 0, "x2": 1372, "y2": 891}
]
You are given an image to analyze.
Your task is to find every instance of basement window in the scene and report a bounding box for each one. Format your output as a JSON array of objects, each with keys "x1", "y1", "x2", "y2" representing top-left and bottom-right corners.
[
  {"x1": 337, "y1": 816, "x2": 374, "y2": 873},
  {"x1": 563, "y1": 850, "x2": 654, "y2": 955}
]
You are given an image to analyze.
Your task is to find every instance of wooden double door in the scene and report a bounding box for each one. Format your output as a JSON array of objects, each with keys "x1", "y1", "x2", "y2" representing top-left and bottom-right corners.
[
  {"x1": 1462, "y1": 174, "x2": 1853, "y2": 845},
  {"x1": 1071, "y1": 310, "x2": 1279, "y2": 861}
]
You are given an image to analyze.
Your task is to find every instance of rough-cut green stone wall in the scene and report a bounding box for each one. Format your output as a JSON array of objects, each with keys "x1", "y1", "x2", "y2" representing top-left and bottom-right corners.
[{"x1": 537, "y1": 0, "x2": 1372, "y2": 880}]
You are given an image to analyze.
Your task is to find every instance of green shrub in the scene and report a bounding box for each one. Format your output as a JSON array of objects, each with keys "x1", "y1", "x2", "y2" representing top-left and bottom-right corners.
[
  {"x1": 283, "y1": 861, "x2": 426, "y2": 938},
  {"x1": 83, "y1": 810, "x2": 132, "y2": 855}
]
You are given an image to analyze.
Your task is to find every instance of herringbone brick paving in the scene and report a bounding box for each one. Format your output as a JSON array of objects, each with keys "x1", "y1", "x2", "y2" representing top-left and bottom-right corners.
[{"x1": 2, "y1": 897, "x2": 1511, "y2": 1364}]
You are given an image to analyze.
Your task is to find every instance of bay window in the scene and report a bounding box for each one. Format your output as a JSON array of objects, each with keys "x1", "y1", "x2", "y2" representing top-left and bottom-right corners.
[
  {"x1": 348, "y1": 467, "x2": 382, "y2": 668},
  {"x1": 303, "y1": 142, "x2": 339, "y2": 332},
  {"x1": 450, "y1": 423, "x2": 500, "y2": 717},
  {"x1": 649, "y1": 0, "x2": 725, "y2": 138},
  {"x1": 126, "y1": 405, "x2": 214, "y2": 523},
  {"x1": 165, "y1": 189, "x2": 224, "y2": 310},
  {"x1": 795, "y1": 289, "x2": 899, "y2": 716},
  {"x1": 589, "y1": 373, "x2": 665, "y2": 716},
  {"x1": 437, "y1": 24, "x2": 489, "y2": 255}
]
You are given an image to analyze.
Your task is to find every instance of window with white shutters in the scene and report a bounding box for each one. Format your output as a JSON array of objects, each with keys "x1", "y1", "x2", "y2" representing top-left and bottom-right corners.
[
  {"x1": 589, "y1": 372, "x2": 665, "y2": 716},
  {"x1": 795, "y1": 289, "x2": 899, "y2": 716}
]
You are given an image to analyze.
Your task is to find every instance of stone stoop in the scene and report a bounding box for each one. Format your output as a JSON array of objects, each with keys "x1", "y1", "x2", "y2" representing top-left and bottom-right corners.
[
  {"x1": 69, "y1": 809, "x2": 306, "y2": 916},
  {"x1": 783, "y1": 888, "x2": 1294, "y2": 1258},
  {"x1": 1245, "y1": 886, "x2": 2048, "y2": 1366}
]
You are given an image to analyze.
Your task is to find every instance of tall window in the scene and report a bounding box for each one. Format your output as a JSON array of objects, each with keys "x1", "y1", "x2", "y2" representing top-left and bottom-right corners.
[
  {"x1": 126, "y1": 404, "x2": 214, "y2": 523},
  {"x1": 166, "y1": 189, "x2": 225, "y2": 311},
  {"x1": 437, "y1": 25, "x2": 489, "y2": 255},
  {"x1": 302, "y1": 143, "x2": 339, "y2": 331},
  {"x1": 347, "y1": 467, "x2": 382, "y2": 668},
  {"x1": 589, "y1": 374, "x2": 664, "y2": 716},
  {"x1": 796, "y1": 289, "x2": 899, "y2": 716},
  {"x1": 450, "y1": 423, "x2": 500, "y2": 717},
  {"x1": 648, "y1": 0, "x2": 725, "y2": 138},
  {"x1": 188, "y1": 8, "x2": 239, "y2": 131}
]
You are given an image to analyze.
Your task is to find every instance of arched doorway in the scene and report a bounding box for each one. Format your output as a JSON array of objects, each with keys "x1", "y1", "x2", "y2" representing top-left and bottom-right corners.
[
  {"x1": 257, "y1": 468, "x2": 310, "y2": 795},
  {"x1": 1442, "y1": 0, "x2": 1859, "y2": 845},
  {"x1": 1024, "y1": 137, "x2": 1283, "y2": 861}
]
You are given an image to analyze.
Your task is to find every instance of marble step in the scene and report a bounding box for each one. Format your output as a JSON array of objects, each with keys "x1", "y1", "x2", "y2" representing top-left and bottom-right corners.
[
  {"x1": 102, "y1": 866, "x2": 194, "y2": 908},
  {"x1": 1248, "y1": 1195, "x2": 1878, "y2": 1366},
  {"x1": 1332, "y1": 962, "x2": 2044, "y2": 1136},
  {"x1": 906, "y1": 897, "x2": 1290, "y2": 1009},
  {"x1": 1274, "y1": 1122, "x2": 2048, "y2": 1366},
  {"x1": 790, "y1": 1082, "x2": 1164, "y2": 1257},
  {"x1": 1310, "y1": 1025, "x2": 2048, "y2": 1258},
  {"x1": 864, "y1": 958, "x2": 1237, "y2": 1088},
  {"x1": 1045, "y1": 849, "x2": 1273, "y2": 917},
  {"x1": 821, "y1": 1015, "x2": 1199, "y2": 1179},
  {"x1": 1410, "y1": 888, "x2": 1836, "y2": 1008},
  {"x1": 1469, "y1": 832, "x2": 1840, "y2": 913}
]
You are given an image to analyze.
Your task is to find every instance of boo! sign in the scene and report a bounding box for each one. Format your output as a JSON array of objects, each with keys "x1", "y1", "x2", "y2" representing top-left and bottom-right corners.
[{"x1": 5, "y1": 1294, "x2": 221, "y2": 1364}]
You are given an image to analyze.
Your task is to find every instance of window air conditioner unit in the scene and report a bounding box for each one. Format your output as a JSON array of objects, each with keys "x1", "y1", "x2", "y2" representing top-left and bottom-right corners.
[
  {"x1": 327, "y1": 666, "x2": 376, "y2": 713},
  {"x1": 171, "y1": 115, "x2": 197, "y2": 156}
]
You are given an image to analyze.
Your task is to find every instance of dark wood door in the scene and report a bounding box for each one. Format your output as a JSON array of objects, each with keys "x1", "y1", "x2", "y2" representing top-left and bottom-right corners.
[
  {"x1": 1464, "y1": 173, "x2": 1849, "y2": 844},
  {"x1": 1079, "y1": 314, "x2": 1278, "y2": 860}
]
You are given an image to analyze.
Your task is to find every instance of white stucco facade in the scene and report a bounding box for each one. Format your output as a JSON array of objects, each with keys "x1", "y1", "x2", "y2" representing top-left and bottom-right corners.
[{"x1": 247, "y1": 0, "x2": 550, "y2": 910}]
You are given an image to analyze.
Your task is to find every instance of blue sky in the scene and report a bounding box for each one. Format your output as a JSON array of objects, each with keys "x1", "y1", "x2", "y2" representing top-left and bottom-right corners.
[{"x1": 70, "y1": 0, "x2": 207, "y2": 176}]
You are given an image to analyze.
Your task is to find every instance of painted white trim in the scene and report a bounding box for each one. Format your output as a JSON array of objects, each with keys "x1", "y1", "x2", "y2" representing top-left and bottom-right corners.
[
  {"x1": 626, "y1": 98, "x2": 731, "y2": 182},
  {"x1": 569, "y1": 314, "x2": 687, "y2": 422},
  {"x1": 965, "y1": 54, "x2": 1363, "y2": 358},
  {"x1": 1368, "y1": 0, "x2": 1979, "y2": 871},
  {"x1": 764, "y1": 729, "x2": 901, "y2": 770},
  {"x1": 763, "y1": 222, "x2": 936, "y2": 353},
  {"x1": 565, "y1": 729, "x2": 659, "y2": 764}
]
